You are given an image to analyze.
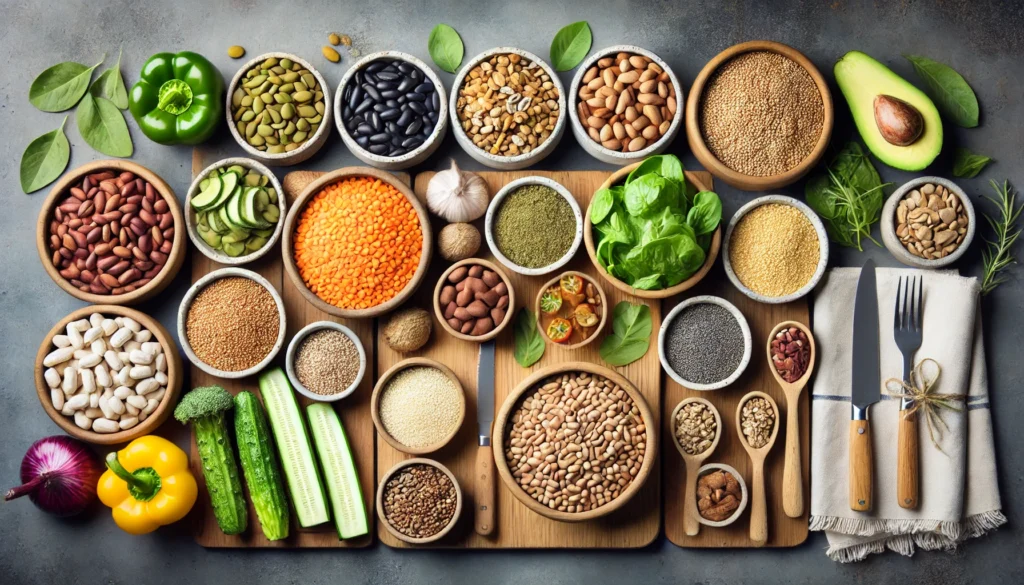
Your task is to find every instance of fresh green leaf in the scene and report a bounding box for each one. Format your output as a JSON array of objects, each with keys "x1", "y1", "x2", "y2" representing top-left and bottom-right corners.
[
  {"x1": 980, "y1": 180, "x2": 1022, "y2": 295},
  {"x1": 550, "y1": 21, "x2": 592, "y2": 72},
  {"x1": 905, "y1": 54, "x2": 979, "y2": 128},
  {"x1": 805, "y1": 142, "x2": 889, "y2": 250},
  {"x1": 90, "y1": 48, "x2": 128, "y2": 109},
  {"x1": 513, "y1": 308, "x2": 545, "y2": 367},
  {"x1": 624, "y1": 173, "x2": 672, "y2": 216},
  {"x1": 590, "y1": 188, "x2": 615, "y2": 224},
  {"x1": 20, "y1": 116, "x2": 70, "y2": 193},
  {"x1": 953, "y1": 148, "x2": 993, "y2": 178},
  {"x1": 686, "y1": 191, "x2": 722, "y2": 236},
  {"x1": 428, "y1": 24, "x2": 464, "y2": 74},
  {"x1": 77, "y1": 94, "x2": 133, "y2": 157},
  {"x1": 29, "y1": 58, "x2": 103, "y2": 112},
  {"x1": 599, "y1": 302, "x2": 652, "y2": 366},
  {"x1": 626, "y1": 154, "x2": 684, "y2": 187}
]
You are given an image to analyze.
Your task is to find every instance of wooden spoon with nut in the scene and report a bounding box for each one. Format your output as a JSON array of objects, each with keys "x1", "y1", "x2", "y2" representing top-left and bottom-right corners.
[
  {"x1": 736, "y1": 391, "x2": 780, "y2": 547},
  {"x1": 766, "y1": 321, "x2": 816, "y2": 519},
  {"x1": 671, "y1": 397, "x2": 722, "y2": 536}
]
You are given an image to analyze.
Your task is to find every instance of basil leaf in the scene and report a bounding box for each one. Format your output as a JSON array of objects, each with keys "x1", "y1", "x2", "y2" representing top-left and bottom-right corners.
[
  {"x1": 428, "y1": 24, "x2": 464, "y2": 73},
  {"x1": 513, "y1": 308, "x2": 545, "y2": 368},
  {"x1": 599, "y1": 301, "x2": 652, "y2": 366},
  {"x1": 90, "y1": 48, "x2": 128, "y2": 109},
  {"x1": 905, "y1": 54, "x2": 979, "y2": 128},
  {"x1": 590, "y1": 188, "x2": 615, "y2": 224},
  {"x1": 686, "y1": 191, "x2": 723, "y2": 236},
  {"x1": 29, "y1": 58, "x2": 103, "y2": 112},
  {"x1": 953, "y1": 147, "x2": 993, "y2": 178},
  {"x1": 77, "y1": 94, "x2": 133, "y2": 157},
  {"x1": 20, "y1": 116, "x2": 70, "y2": 194},
  {"x1": 550, "y1": 21, "x2": 592, "y2": 72}
]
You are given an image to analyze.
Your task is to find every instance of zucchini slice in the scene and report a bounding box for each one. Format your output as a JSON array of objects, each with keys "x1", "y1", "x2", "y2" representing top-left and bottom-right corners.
[
  {"x1": 307, "y1": 404, "x2": 369, "y2": 540},
  {"x1": 191, "y1": 175, "x2": 222, "y2": 210}
]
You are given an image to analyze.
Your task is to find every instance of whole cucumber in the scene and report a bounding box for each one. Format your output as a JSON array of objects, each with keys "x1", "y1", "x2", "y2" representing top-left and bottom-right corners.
[
  {"x1": 193, "y1": 413, "x2": 248, "y2": 535},
  {"x1": 234, "y1": 391, "x2": 290, "y2": 540}
]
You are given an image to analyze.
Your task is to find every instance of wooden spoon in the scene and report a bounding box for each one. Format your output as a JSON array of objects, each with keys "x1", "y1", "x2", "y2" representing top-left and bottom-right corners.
[
  {"x1": 766, "y1": 321, "x2": 816, "y2": 519},
  {"x1": 736, "y1": 391, "x2": 780, "y2": 547},
  {"x1": 670, "y1": 397, "x2": 722, "y2": 536}
]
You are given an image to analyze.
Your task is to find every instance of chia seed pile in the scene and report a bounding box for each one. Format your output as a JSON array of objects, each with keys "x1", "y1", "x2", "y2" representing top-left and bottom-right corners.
[{"x1": 665, "y1": 303, "x2": 745, "y2": 385}]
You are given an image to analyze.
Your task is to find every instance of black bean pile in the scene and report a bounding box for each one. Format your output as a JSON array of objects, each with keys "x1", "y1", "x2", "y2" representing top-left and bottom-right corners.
[
  {"x1": 341, "y1": 59, "x2": 440, "y2": 157},
  {"x1": 665, "y1": 303, "x2": 745, "y2": 385}
]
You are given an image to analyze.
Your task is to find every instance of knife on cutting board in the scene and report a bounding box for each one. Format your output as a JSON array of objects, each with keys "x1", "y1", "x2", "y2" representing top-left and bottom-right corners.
[
  {"x1": 475, "y1": 340, "x2": 496, "y2": 536},
  {"x1": 850, "y1": 259, "x2": 881, "y2": 512}
]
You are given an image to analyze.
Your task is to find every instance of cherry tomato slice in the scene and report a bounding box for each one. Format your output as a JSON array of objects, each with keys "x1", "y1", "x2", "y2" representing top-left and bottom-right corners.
[
  {"x1": 574, "y1": 303, "x2": 599, "y2": 328},
  {"x1": 539, "y1": 286, "x2": 563, "y2": 314},
  {"x1": 546, "y1": 318, "x2": 573, "y2": 343}
]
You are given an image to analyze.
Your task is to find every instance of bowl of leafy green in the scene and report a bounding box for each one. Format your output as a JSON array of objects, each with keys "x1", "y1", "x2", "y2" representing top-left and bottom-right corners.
[{"x1": 583, "y1": 155, "x2": 723, "y2": 299}]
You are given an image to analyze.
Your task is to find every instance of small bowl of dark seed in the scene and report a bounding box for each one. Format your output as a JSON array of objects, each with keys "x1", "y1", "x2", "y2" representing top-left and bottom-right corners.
[
  {"x1": 334, "y1": 51, "x2": 448, "y2": 171},
  {"x1": 376, "y1": 458, "x2": 462, "y2": 545},
  {"x1": 285, "y1": 321, "x2": 367, "y2": 403},
  {"x1": 659, "y1": 295, "x2": 752, "y2": 391}
]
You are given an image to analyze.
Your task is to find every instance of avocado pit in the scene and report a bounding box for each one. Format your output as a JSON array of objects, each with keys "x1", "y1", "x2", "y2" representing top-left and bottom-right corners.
[{"x1": 874, "y1": 94, "x2": 924, "y2": 146}]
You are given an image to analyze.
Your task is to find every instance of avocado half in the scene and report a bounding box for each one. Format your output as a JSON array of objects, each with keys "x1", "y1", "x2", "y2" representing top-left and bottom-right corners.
[{"x1": 834, "y1": 51, "x2": 942, "y2": 171}]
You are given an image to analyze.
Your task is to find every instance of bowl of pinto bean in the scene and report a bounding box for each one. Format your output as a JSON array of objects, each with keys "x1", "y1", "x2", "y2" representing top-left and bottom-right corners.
[{"x1": 36, "y1": 160, "x2": 185, "y2": 305}]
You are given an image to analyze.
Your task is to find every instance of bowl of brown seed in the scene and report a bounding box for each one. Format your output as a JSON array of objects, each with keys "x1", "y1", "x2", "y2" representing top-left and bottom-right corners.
[
  {"x1": 285, "y1": 321, "x2": 366, "y2": 402},
  {"x1": 881, "y1": 176, "x2": 975, "y2": 268},
  {"x1": 376, "y1": 458, "x2": 463, "y2": 544}
]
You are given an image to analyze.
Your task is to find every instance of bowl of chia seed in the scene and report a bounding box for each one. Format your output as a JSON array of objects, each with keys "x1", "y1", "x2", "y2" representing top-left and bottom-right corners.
[{"x1": 659, "y1": 295, "x2": 752, "y2": 391}]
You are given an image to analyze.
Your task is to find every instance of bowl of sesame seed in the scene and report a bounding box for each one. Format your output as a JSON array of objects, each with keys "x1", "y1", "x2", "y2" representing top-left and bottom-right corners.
[{"x1": 286, "y1": 321, "x2": 367, "y2": 402}]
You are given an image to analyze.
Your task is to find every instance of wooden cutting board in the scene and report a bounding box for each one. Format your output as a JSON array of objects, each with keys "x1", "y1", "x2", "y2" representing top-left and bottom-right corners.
[{"x1": 187, "y1": 152, "x2": 384, "y2": 548}]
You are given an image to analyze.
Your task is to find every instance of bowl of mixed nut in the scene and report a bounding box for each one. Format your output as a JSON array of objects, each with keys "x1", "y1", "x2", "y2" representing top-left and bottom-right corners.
[
  {"x1": 695, "y1": 463, "x2": 748, "y2": 528},
  {"x1": 881, "y1": 176, "x2": 976, "y2": 268},
  {"x1": 450, "y1": 47, "x2": 566, "y2": 170}
]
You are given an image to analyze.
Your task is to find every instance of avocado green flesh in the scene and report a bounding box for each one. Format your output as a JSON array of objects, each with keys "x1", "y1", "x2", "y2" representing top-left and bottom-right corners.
[{"x1": 834, "y1": 51, "x2": 942, "y2": 171}]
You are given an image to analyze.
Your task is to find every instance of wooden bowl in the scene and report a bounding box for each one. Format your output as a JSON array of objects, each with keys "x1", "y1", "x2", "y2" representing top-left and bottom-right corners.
[
  {"x1": 36, "y1": 160, "x2": 185, "y2": 305},
  {"x1": 583, "y1": 162, "x2": 720, "y2": 299},
  {"x1": 371, "y1": 357, "x2": 466, "y2": 455},
  {"x1": 376, "y1": 458, "x2": 463, "y2": 544},
  {"x1": 684, "y1": 40, "x2": 834, "y2": 191},
  {"x1": 533, "y1": 271, "x2": 608, "y2": 350},
  {"x1": 491, "y1": 361, "x2": 658, "y2": 522},
  {"x1": 35, "y1": 305, "x2": 183, "y2": 445},
  {"x1": 432, "y1": 258, "x2": 515, "y2": 342},
  {"x1": 281, "y1": 166, "x2": 433, "y2": 318}
]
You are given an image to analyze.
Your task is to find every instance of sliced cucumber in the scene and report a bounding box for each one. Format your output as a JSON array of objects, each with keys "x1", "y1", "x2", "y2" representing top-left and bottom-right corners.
[
  {"x1": 226, "y1": 186, "x2": 252, "y2": 230},
  {"x1": 241, "y1": 187, "x2": 271, "y2": 228},
  {"x1": 307, "y1": 403, "x2": 369, "y2": 540},
  {"x1": 191, "y1": 174, "x2": 222, "y2": 210},
  {"x1": 208, "y1": 171, "x2": 239, "y2": 211},
  {"x1": 258, "y1": 368, "x2": 330, "y2": 528},
  {"x1": 218, "y1": 205, "x2": 235, "y2": 233},
  {"x1": 206, "y1": 209, "x2": 227, "y2": 234}
]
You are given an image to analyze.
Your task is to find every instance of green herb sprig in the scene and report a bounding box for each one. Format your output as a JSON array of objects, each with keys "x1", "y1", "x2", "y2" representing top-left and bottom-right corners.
[
  {"x1": 805, "y1": 142, "x2": 890, "y2": 251},
  {"x1": 980, "y1": 180, "x2": 1022, "y2": 295}
]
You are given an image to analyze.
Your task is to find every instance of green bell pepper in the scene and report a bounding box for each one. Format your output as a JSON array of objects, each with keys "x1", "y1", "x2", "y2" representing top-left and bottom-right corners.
[{"x1": 129, "y1": 52, "x2": 224, "y2": 145}]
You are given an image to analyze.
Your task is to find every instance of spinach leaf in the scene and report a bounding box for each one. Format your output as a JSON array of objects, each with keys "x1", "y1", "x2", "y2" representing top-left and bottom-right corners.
[
  {"x1": 953, "y1": 147, "x2": 993, "y2": 178},
  {"x1": 428, "y1": 24, "x2": 464, "y2": 73},
  {"x1": 805, "y1": 142, "x2": 888, "y2": 250},
  {"x1": 513, "y1": 308, "x2": 545, "y2": 368},
  {"x1": 90, "y1": 48, "x2": 128, "y2": 109},
  {"x1": 550, "y1": 21, "x2": 592, "y2": 72},
  {"x1": 905, "y1": 54, "x2": 979, "y2": 128},
  {"x1": 626, "y1": 154, "x2": 683, "y2": 186},
  {"x1": 77, "y1": 94, "x2": 133, "y2": 157},
  {"x1": 20, "y1": 116, "x2": 70, "y2": 193},
  {"x1": 686, "y1": 191, "x2": 722, "y2": 236},
  {"x1": 590, "y1": 187, "x2": 615, "y2": 224},
  {"x1": 624, "y1": 173, "x2": 671, "y2": 216},
  {"x1": 599, "y1": 302, "x2": 652, "y2": 366},
  {"x1": 29, "y1": 58, "x2": 103, "y2": 112}
]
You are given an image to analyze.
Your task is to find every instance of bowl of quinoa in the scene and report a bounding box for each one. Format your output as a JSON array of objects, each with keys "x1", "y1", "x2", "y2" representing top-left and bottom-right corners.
[
  {"x1": 371, "y1": 357, "x2": 466, "y2": 455},
  {"x1": 286, "y1": 321, "x2": 367, "y2": 402}
]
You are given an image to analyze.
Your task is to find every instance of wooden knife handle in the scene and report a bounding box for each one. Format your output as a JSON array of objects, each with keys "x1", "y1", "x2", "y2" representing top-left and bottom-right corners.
[
  {"x1": 897, "y1": 411, "x2": 919, "y2": 509},
  {"x1": 782, "y1": 404, "x2": 803, "y2": 518},
  {"x1": 849, "y1": 419, "x2": 873, "y2": 511},
  {"x1": 475, "y1": 445, "x2": 495, "y2": 536}
]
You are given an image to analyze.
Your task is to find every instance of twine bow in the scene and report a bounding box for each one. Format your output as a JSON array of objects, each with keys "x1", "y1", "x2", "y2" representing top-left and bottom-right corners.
[{"x1": 885, "y1": 359, "x2": 967, "y2": 456}]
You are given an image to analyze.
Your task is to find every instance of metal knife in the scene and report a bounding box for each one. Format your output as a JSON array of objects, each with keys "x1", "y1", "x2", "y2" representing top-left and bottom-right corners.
[
  {"x1": 475, "y1": 340, "x2": 496, "y2": 536},
  {"x1": 850, "y1": 259, "x2": 881, "y2": 511}
]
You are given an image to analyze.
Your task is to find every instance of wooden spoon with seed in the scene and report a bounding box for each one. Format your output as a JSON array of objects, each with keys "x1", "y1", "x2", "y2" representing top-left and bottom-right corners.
[
  {"x1": 671, "y1": 397, "x2": 722, "y2": 537},
  {"x1": 736, "y1": 391, "x2": 780, "y2": 547}
]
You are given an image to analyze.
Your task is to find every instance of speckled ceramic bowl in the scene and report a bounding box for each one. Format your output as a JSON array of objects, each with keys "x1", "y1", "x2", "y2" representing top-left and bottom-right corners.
[
  {"x1": 659, "y1": 295, "x2": 752, "y2": 391},
  {"x1": 285, "y1": 321, "x2": 366, "y2": 403},
  {"x1": 881, "y1": 176, "x2": 976, "y2": 269}
]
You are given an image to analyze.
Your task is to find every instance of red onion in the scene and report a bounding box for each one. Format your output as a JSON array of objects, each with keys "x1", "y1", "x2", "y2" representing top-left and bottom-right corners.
[{"x1": 5, "y1": 436, "x2": 102, "y2": 516}]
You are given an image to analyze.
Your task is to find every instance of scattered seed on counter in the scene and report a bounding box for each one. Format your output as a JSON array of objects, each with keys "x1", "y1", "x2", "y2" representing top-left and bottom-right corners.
[
  {"x1": 295, "y1": 329, "x2": 361, "y2": 395},
  {"x1": 674, "y1": 401, "x2": 718, "y2": 455},
  {"x1": 664, "y1": 303, "x2": 745, "y2": 385},
  {"x1": 382, "y1": 463, "x2": 457, "y2": 538},
  {"x1": 230, "y1": 56, "x2": 326, "y2": 154},
  {"x1": 185, "y1": 277, "x2": 280, "y2": 372},
  {"x1": 322, "y1": 46, "x2": 341, "y2": 63},
  {"x1": 740, "y1": 397, "x2": 776, "y2": 448},
  {"x1": 227, "y1": 46, "x2": 245, "y2": 59},
  {"x1": 729, "y1": 203, "x2": 820, "y2": 298},
  {"x1": 379, "y1": 366, "x2": 462, "y2": 449}
]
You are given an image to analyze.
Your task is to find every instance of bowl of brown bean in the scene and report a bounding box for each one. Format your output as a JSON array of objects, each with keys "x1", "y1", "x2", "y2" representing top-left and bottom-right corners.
[
  {"x1": 433, "y1": 258, "x2": 515, "y2": 342},
  {"x1": 880, "y1": 176, "x2": 976, "y2": 268},
  {"x1": 376, "y1": 458, "x2": 462, "y2": 544},
  {"x1": 569, "y1": 45, "x2": 683, "y2": 165},
  {"x1": 36, "y1": 160, "x2": 185, "y2": 305},
  {"x1": 492, "y1": 361, "x2": 657, "y2": 522},
  {"x1": 286, "y1": 321, "x2": 366, "y2": 402}
]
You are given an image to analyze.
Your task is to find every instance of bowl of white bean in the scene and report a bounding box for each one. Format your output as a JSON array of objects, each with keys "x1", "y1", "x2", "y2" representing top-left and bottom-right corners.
[{"x1": 35, "y1": 305, "x2": 182, "y2": 445}]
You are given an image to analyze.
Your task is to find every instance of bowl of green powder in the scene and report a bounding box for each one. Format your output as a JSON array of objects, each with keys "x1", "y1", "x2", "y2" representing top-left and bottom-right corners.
[{"x1": 485, "y1": 177, "x2": 583, "y2": 276}]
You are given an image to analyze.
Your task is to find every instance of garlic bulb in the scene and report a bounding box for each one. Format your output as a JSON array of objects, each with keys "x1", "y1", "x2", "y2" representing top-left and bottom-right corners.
[{"x1": 426, "y1": 160, "x2": 489, "y2": 223}]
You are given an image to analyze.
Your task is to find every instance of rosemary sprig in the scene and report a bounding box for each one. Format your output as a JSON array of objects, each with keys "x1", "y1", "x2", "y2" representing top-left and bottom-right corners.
[{"x1": 980, "y1": 180, "x2": 1023, "y2": 295}]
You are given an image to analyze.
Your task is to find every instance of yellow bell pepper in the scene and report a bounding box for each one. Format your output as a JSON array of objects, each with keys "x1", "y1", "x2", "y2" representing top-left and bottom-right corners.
[{"x1": 97, "y1": 435, "x2": 198, "y2": 535}]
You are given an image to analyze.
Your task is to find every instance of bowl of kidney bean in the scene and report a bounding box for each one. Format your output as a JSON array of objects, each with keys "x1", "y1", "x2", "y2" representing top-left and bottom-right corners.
[{"x1": 35, "y1": 160, "x2": 185, "y2": 305}]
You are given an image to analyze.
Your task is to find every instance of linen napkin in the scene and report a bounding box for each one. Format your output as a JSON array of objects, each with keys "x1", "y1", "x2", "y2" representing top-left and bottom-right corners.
[{"x1": 809, "y1": 267, "x2": 1005, "y2": 562}]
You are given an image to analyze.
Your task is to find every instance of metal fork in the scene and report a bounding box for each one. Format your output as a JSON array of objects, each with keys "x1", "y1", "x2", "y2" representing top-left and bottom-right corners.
[{"x1": 894, "y1": 274, "x2": 923, "y2": 509}]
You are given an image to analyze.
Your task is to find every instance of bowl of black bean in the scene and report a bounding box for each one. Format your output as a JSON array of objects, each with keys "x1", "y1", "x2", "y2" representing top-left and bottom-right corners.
[{"x1": 334, "y1": 51, "x2": 448, "y2": 171}]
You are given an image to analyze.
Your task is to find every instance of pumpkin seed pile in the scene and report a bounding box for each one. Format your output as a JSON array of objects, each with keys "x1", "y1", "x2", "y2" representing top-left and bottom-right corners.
[
  {"x1": 192, "y1": 165, "x2": 281, "y2": 257},
  {"x1": 231, "y1": 57, "x2": 326, "y2": 154}
]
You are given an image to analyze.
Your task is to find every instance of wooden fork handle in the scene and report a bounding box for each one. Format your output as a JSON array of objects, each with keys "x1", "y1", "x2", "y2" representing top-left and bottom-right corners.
[
  {"x1": 897, "y1": 410, "x2": 919, "y2": 509},
  {"x1": 849, "y1": 419, "x2": 873, "y2": 511}
]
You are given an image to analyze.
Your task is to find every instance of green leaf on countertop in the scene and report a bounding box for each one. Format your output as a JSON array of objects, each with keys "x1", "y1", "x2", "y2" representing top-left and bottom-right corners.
[
  {"x1": 428, "y1": 24, "x2": 464, "y2": 73},
  {"x1": 550, "y1": 21, "x2": 592, "y2": 71},
  {"x1": 20, "y1": 116, "x2": 70, "y2": 193},
  {"x1": 77, "y1": 94, "x2": 133, "y2": 157},
  {"x1": 952, "y1": 147, "x2": 993, "y2": 178},
  {"x1": 806, "y1": 141, "x2": 889, "y2": 251},
  {"x1": 599, "y1": 301, "x2": 652, "y2": 366},
  {"x1": 90, "y1": 48, "x2": 128, "y2": 109},
  {"x1": 513, "y1": 308, "x2": 545, "y2": 368},
  {"x1": 29, "y1": 57, "x2": 103, "y2": 112},
  {"x1": 905, "y1": 54, "x2": 979, "y2": 128}
]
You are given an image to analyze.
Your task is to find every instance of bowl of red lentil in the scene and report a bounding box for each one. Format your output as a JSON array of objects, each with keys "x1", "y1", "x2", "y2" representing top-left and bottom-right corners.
[
  {"x1": 282, "y1": 166, "x2": 432, "y2": 318},
  {"x1": 285, "y1": 321, "x2": 367, "y2": 402},
  {"x1": 177, "y1": 267, "x2": 287, "y2": 379},
  {"x1": 685, "y1": 40, "x2": 833, "y2": 191}
]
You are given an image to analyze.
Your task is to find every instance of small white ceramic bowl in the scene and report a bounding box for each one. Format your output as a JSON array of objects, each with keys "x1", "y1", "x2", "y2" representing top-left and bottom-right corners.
[
  {"x1": 449, "y1": 47, "x2": 567, "y2": 170},
  {"x1": 177, "y1": 267, "x2": 287, "y2": 379},
  {"x1": 881, "y1": 176, "x2": 976, "y2": 269},
  {"x1": 695, "y1": 463, "x2": 749, "y2": 528},
  {"x1": 568, "y1": 45, "x2": 684, "y2": 165},
  {"x1": 285, "y1": 321, "x2": 366, "y2": 402},
  {"x1": 484, "y1": 176, "x2": 583, "y2": 276},
  {"x1": 226, "y1": 52, "x2": 332, "y2": 167},
  {"x1": 723, "y1": 195, "x2": 829, "y2": 304},
  {"x1": 334, "y1": 51, "x2": 448, "y2": 171},
  {"x1": 659, "y1": 295, "x2": 752, "y2": 391},
  {"x1": 184, "y1": 157, "x2": 286, "y2": 266}
]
